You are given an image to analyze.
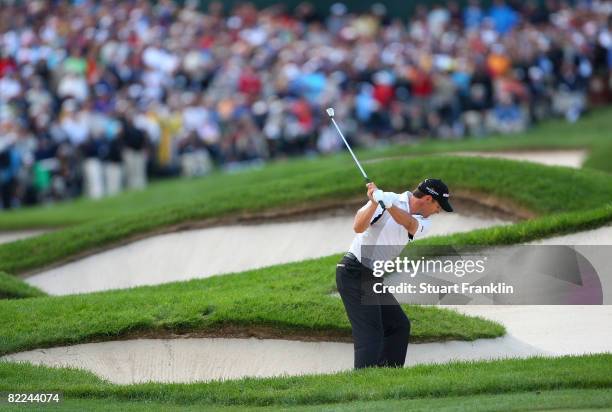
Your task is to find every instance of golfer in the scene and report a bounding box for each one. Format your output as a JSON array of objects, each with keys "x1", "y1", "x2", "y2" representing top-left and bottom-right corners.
[{"x1": 336, "y1": 178, "x2": 453, "y2": 369}]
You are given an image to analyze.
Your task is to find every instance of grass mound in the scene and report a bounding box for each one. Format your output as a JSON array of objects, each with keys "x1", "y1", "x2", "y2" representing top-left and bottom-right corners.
[{"x1": 0, "y1": 272, "x2": 46, "y2": 299}]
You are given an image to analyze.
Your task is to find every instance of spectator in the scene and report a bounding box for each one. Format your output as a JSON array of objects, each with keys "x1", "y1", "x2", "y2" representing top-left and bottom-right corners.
[
  {"x1": 102, "y1": 126, "x2": 123, "y2": 196},
  {"x1": 464, "y1": 0, "x2": 484, "y2": 30},
  {"x1": 489, "y1": 0, "x2": 519, "y2": 34},
  {"x1": 0, "y1": 138, "x2": 20, "y2": 209},
  {"x1": 119, "y1": 112, "x2": 148, "y2": 190}
]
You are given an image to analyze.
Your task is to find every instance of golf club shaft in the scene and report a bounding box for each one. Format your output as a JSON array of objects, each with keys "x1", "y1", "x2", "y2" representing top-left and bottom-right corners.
[
  {"x1": 330, "y1": 118, "x2": 370, "y2": 182},
  {"x1": 329, "y1": 117, "x2": 385, "y2": 209}
]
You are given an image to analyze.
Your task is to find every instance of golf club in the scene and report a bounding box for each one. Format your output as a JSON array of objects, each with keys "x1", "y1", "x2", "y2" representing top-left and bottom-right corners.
[{"x1": 326, "y1": 107, "x2": 385, "y2": 209}]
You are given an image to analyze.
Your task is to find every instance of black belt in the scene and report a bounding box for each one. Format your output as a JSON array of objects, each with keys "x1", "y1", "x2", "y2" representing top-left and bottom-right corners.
[
  {"x1": 344, "y1": 252, "x2": 360, "y2": 263},
  {"x1": 342, "y1": 252, "x2": 374, "y2": 275}
]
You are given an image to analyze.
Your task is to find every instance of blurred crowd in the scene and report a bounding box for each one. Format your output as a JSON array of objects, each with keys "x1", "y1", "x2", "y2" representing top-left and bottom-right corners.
[{"x1": 1, "y1": 0, "x2": 611, "y2": 208}]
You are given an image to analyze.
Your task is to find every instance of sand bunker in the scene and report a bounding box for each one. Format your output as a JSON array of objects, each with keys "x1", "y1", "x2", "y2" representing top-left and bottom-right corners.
[
  {"x1": 25, "y1": 212, "x2": 509, "y2": 296},
  {"x1": 532, "y1": 225, "x2": 612, "y2": 245},
  {"x1": 452, "y1": 149, "x2": 588, "y2": 168},
  {"x1": 450, "y1": 305, "x2": 612, "y2": 356},
  {"x1": 2, "y1": 335, "x2": 545, "y2": 384},
  {"x1": 365, "y1": 149, "x2": 588, "y2": 169},
  {"x1": 0, "y1": 229, "x2": 49, "y2": 245}
]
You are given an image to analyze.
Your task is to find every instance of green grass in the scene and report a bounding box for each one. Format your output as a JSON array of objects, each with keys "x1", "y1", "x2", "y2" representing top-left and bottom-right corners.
[
  {"x1": 0, "y1": 272, "x2": 45, "y2": 299},
  {"x1": 0, "y1": 254, "x2": 504, "y2": 355},
  {"x1": 1, "y1": 156, "x2": 611, "y2": 276},
  {"x1": 9, "y1": 389, "x2": 609, "y2": 412},
  {"x1": 583, "y1": 140, "x2": 612, "y2": 173},
  {"x1": 0, "y1": 355, "x2": 610, "y2": 407},
  {"x1": 253, "y1": 389, "x2": 612, "y2": 412}
]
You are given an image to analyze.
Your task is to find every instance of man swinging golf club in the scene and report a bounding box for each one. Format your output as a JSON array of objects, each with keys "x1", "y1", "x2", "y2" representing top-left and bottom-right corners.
[{"x1": 326, "y1": 107, "x2": 453, "y2": 368}]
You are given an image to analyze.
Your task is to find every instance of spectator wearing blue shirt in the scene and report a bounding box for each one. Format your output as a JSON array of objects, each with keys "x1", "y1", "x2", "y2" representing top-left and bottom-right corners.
[
  {"x1": 489, "y1": 0, "x2": 519, "y2": 34},
  {"x1": 464, "y1": 0, "x2": 484, "y2": 30}
]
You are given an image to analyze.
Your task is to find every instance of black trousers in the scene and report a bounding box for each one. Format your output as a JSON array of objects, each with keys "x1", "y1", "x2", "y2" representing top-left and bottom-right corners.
[
  {"x1": 336, "y1": 253, "x2": 411, "y2": 369},
  {"x1": 1, "y1": 178, "x2": 16, "y2": 210}
]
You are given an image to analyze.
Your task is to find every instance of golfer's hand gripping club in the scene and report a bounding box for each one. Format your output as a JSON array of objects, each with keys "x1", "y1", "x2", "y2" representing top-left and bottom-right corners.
[
  {"x1": 373, "y1": 189, "x2": 399, "y2": 209},
  {"x1": 326, "y1": 107, "x2": 386, "y2": 209}
]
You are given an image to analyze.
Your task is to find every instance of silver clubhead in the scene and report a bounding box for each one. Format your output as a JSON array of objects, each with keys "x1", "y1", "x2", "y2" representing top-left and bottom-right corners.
[{"x1": 326, "y1": 107, "x2": 335, "y2": 117}]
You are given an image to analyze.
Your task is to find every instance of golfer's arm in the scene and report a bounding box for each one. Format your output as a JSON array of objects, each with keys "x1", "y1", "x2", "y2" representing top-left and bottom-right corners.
[
  {"x1": 353, "y1": 201, "x2": 378, "y2": 233},
  {"x1": 386, "y1": 206, "x2": 419, "y2": 236}
]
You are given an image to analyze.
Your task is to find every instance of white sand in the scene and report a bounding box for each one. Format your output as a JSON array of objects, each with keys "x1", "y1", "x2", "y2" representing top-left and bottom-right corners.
[
  {"x1": 449, "y1": 305, "x2": 612, "y2": 356},
  {"x1": 531, "y1": 225, "x2": 612, "y2": 245},
  {"x1": 451, "y1": 150, "x2": 588, "y2": 168},
  {"x1": 366, "y1": 149, "x2": 588, "y2": 169},
  {"x1": 25, "y1": 213, "x2": 509, "y2": 296},
  {"x1": 1, "y1": 335, "x2": 546, "y2": 384},
  {"x1": 0, "y1": 230, "x2": 49, "y2": 245}
]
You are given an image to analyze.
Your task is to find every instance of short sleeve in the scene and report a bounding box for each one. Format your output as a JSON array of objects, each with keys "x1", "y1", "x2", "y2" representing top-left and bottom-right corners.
[{"x1": 411, "y1": 215, "x2": 431, "y2": 240}]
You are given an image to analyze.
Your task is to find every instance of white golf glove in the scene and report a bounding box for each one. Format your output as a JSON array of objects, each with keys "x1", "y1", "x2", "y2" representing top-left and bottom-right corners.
[{"x1": 373, "y1": 190, "x2": 400, "y2": 209}]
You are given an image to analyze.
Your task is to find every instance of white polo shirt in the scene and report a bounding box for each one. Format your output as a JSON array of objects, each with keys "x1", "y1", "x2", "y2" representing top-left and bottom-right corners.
[{"x1": 348, "y1": 191, "x2": 431, "y2": 266}]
